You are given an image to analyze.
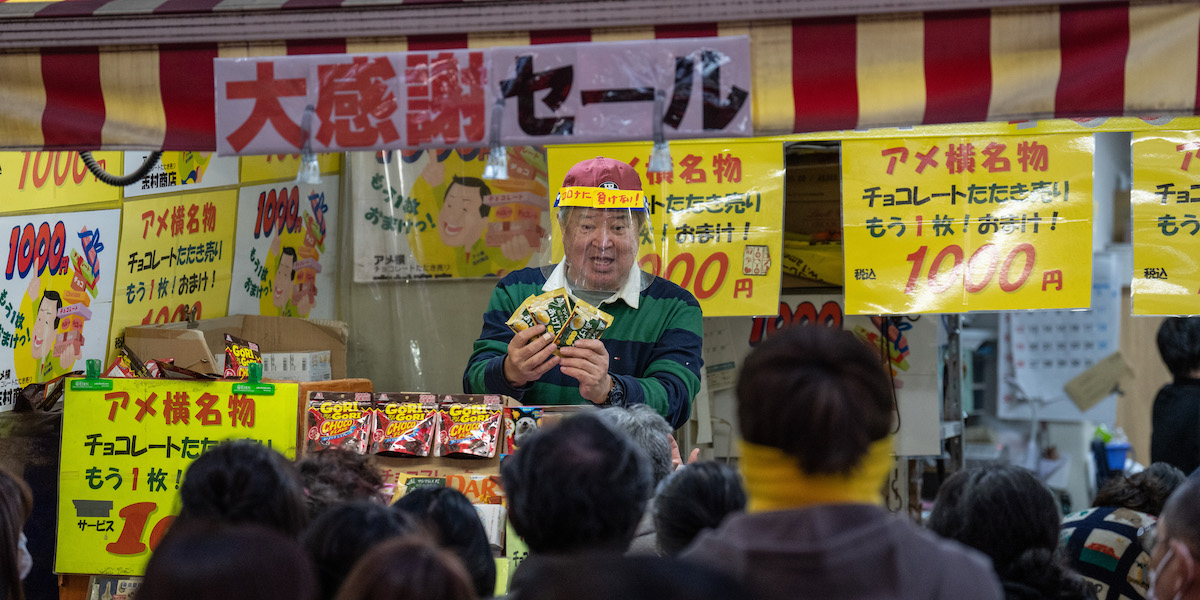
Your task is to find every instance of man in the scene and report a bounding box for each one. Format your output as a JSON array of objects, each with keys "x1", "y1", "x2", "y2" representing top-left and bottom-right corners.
[
  {"x1": 680, "y1": 325, "x2": 1001, "y2": 600},
  {"x1": 463, "y1": 157, "x2": 702, "y2": 429},
  {"x1": 1148, "y1": 477, "x2": 1200, "y2": 600},
  {"x1": 596, "y1": 405, "x2": 674, "y2": 555},
  {"x1": 273, "y1": 246, "x2": 298, "y2": 315},
  {"x1": 26, "y1": 278, "x2": 62, "y2": 382},
  {"x1": 501, "y1": 413, "x2": 651, "y2": 556},
  {"x1": 438, "y1": 176, "x2": 534, "y2": 276},
  {"x1": 439, "y1": 176, "x2": 491, "y2": 250},
  {"x1": 1151, "y1": 318, "x2": 1200, "y2": 475}
]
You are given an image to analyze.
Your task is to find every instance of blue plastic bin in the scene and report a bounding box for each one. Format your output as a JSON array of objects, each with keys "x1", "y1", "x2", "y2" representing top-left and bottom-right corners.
[{"x1": 1105, "y1": 441, "x2": 1131, "y2": 472}]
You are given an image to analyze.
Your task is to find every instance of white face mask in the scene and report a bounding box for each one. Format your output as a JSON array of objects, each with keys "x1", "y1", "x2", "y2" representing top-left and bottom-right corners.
[
  {"x1": 1150, "y1": 544, "x2": 1195, "y2": 600},
  {"x1": 17, "y1": 531, "x2": 31, "y2": 580}
]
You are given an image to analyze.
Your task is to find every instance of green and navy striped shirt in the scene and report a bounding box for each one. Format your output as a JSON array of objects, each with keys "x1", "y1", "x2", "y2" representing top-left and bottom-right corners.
[{"x1": 463, "y1": 265, "x2": 703, "y2": 429}]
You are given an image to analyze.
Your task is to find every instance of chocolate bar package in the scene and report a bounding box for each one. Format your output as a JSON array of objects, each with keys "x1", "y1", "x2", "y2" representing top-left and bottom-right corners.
[
  {"x1": 552, "y1": 297, "x2": 613, "y2": 349},
  {"x1": 503, "y1": 406, "x2": 543, "y2": 454},
  {"x1": 506, "y1": 288, "x2": 572, "y2": 338},
  {"x1": 223, "y1": 333, "x2": 261, "y2": 379},
  {"x1": 372, "y1": 393, "x2": 439, "y2": 457},
  {"x1": 306, "y1": 391, "x2": 374, "y2": 454},
  {"x1": 436, "y1": 395, "x2": 503, "y2": 458}
]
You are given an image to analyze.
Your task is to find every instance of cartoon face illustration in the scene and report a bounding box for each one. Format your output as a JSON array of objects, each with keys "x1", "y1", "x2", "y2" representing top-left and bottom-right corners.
[
  {"x1": 31, "y1": 292, "x2": 62, "y2": 361},
  {"x1": 438, "y1": 178, "x2": 491, "y2": 248},
  {"x1": 273, "y1": 248, "x2": 297, "y2": 310}
]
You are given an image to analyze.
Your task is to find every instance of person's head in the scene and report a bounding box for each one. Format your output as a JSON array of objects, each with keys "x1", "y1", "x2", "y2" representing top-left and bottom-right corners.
[
  {"x1": 929, "y1": 464, "x2": 1091, "y2": 599},
  {"x1": 501, "y1": 413, "x2": 652, "y2": 555},
  {"x1": 303, "y1": 501, "x2": 421, "y2": 600},
  {"x1": 596, "y1": 405, "x2": 673, "y2": 488},
  {"x1": 1157, "y1": 318, "x2": 1200, "y2": 379},
  {"x1": 31, "y1": 291, "x2": 61, "y2": 360},
  {"x1": 274, "y1": 247, "x2": 298, "y2": 309},
  {"x1": 737, "y1": 324, "x2": 893, "y2": 475},
  {"x1": 177, "y1": 440, "x2": 308, "y2": 538},
  {"x1": 509, "y1": 553, "x2": 754, "y2": 600},
  {"x1": 653, "y1": 461, "x2": 747, "y2": 556},
  {"x1": 439, "y1": 177, "x2": 491, "y2": 248},
  {"x1": 1150, "y1": 478, "x2": 1200, "y2": 600},
  {"x1": 1094, "y1": 462, "x2": 1187, "y2": 516},
  {"x1": 557, "y1": 157, "x2": 647, "y2": 293},
  {"x1": 333, "y1": 537, "x2": 474, "y2": 600},
  {"x1": 392, "y1": 487, "x2": 495, "y2": 598},
  {"x1": 0, "y1": 465, "x2": 33, "y2": 600},
  {"x1": 295, "y1": 449, "x2": 386, "y2": 519},
  {"x1": 137, "y1": 520, "x2": 317, "y2": 600}
]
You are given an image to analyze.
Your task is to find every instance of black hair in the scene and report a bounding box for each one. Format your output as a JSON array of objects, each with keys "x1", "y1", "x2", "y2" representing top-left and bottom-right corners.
[
  {"x1": 280, "y1": 247, "x2": 298, "y2": 280},
  {"x1": 393, "y1": 487, "x2": 496, "y2": 598},
  {"x1": 1093, "y1": 461, "x2": 1186, "y2": 515},
  {"x1": 736, "y1": 324, "x2": 893, "y2": 475},
  {"x1": 501, "y1": 413, "x2": 652, "y2": 555},
  {"x1": 447, "y1": 177, "x2": 491, "y2": 218},
  {"x1": 928, "y1": 464, "x2": 1092, "y2": 600},
  {"x1": 302, "y1": 501, "x2": 422, "y2": 600},
  {"x1": 596, "y1": 405, "x2": 674, "y2": 487},
  {"x1": 1157, "y1": 317, "x2": 1200, "y2": 378},
  {"x1": 295, "y1": 449, "x2": 385, "y2": 520},
  {"x1": 510, "y1": 553, "x2": 755, "y2": 600},
  {"x1": 653, "y1": 461, "x2": 747, "y2": 556},
  {"x1": 332, "y1": 537, "x2": 474, "y2": 600},
  {"x1": 176, "y1": 439, "x2": 308, "y2": 538},
  {"x1": 40, "y1": 291, "x2": 62, "y2": 329},
  {"x1": 137, "y1": 520, "x2": 317, "y2": 600},
  {"x1": 1161, "y1": 477, "x2": 1200, "y2": 558},
  {"x1": 0, "y1": 465, "x2": 32, "y2": 600}
]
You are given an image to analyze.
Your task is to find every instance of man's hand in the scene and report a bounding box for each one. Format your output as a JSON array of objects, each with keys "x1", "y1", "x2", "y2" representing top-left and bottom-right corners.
[
  {"x1": 669, "y1": 435, "x2": 702, "y2": 470},
  {"x1": 559, "y1": 339, "x2": 610, "y2": 404},
  {"x1": 503, "y1": 324, "x2": 559, "y2": 388}
]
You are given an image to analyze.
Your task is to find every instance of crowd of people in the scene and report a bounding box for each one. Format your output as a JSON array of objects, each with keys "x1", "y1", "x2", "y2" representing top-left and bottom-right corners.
[{"x1": 4, "y1": 325, "x2": 1200, "y2": 600}]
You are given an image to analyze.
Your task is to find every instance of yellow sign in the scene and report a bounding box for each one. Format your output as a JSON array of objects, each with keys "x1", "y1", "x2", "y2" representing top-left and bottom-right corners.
[
  {"x1": 109, "y1": 192, "x2": 238, "y2": 360},
  {"x1": 549, "y1": 140, "x2": 784, "y2": 318},
  {"x1": 1131, "y1": 132, "x2": 1200, "y2": 315},
  {"x1": 842, "y1": 134, "x2": 1093, "y2": 314},
  {"x1": 0, "y1": 151, "x2": 122, "y2": 214},
  {"x1": 56, "y1": 378, "x2": 299, "y2": 575},
  {"x1": 239, "y1": 153, "x2": 342, "y2": 185}
]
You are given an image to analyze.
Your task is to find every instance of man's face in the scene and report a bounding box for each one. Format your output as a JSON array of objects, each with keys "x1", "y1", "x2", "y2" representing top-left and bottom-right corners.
[
  {"x1": 31, "y1": 296, "x2": 56, "y2": 360},
  {"x1": 561, "y1": 208, "x2": 640, "y2": 292},
  {"x1": 273, "y1": 253, "x2": 295, "y2": 309},
  {"x1": 439, "y1": 183, "x2": 487, "y2": 248}
]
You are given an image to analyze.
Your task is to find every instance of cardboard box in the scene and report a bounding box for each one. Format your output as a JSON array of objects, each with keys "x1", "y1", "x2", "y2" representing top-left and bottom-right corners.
[
  {"x1": 785, "y1": 147, "x2": 841, "y2": 236},
  {"x1": 262, "y1": 351, "x2": 332, "y2": 382},
  {"x1": 123, "y1": 315, "x2": 348, "y2": 379}
]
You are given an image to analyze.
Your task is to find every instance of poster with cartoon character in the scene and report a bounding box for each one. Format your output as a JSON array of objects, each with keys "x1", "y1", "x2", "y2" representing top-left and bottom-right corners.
[
  {"x1": 228, "y1": 177, "x2": 339, "y2": 319},
  {"x1": 0, "y1": 209, "x2": 120, "y2": 411},
  {"x1": 352, "y1": 147, "x2": 552, "y2": 281}
]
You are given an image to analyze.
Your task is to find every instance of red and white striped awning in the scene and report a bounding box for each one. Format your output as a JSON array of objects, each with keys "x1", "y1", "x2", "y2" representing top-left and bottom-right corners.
[{"x1": 0, "y1": 0, "x2": 1195, "y2": 151}]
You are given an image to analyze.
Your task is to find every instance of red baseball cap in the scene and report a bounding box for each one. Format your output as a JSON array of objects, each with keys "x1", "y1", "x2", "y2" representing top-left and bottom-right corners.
[{"x1": 561, "y1": 157, "x2": 642, "y2": 191}]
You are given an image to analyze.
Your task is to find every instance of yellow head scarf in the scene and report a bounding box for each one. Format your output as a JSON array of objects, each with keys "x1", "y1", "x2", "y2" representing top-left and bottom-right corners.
[{"x1": 739, "y1": 436, "x2": 894, "y2": 513}]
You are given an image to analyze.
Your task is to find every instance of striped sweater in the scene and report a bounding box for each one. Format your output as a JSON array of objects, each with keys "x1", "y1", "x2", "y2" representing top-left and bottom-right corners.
[{"x1": 463, "y1": 265, "x2": 703, "y2": 429}]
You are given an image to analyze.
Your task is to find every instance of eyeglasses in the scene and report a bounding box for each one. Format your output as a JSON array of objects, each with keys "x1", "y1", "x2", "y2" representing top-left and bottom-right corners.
[{"x1": 1139, "y1": 523, "x2": 1158, "y2": 552}]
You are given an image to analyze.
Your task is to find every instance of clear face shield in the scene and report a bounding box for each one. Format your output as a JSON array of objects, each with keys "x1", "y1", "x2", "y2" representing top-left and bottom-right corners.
[{"x1": 555, "y1": 186, "x2": 653, "y2": 295}]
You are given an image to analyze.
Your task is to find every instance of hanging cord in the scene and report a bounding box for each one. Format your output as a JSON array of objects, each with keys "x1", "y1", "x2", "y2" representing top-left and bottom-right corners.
[
  {"x1": 880, "y1": 316, "x2": 903, "y2": 435},
  {"x1": 79, "y1": 150, "x2": 162, "y2": 187}
]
